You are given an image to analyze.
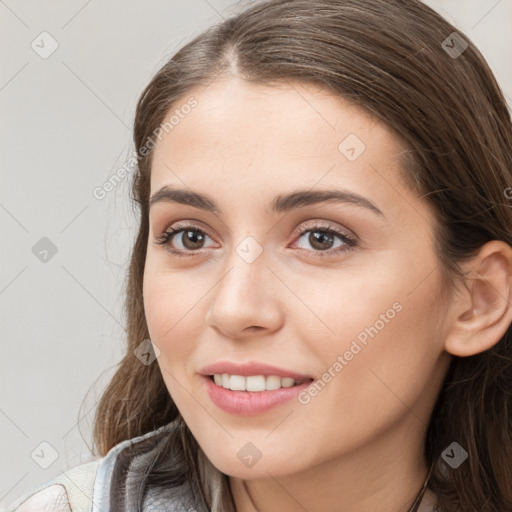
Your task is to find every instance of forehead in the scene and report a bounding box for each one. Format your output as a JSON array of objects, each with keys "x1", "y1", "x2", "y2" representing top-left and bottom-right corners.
[
  {"x1": 153, "y1": 77, "x2": 385, "y2": 162},
  {"x1": 149, "y1": 77, "x2": 413, "y2": 215}
]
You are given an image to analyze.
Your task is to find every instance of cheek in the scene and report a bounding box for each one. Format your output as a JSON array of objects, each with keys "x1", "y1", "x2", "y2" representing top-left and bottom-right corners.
[
  {"x1": 298, "y1": 251, "x2": 444, "y2": 414},
  {"x1": 143, "y1": 267, "x2": 204, "y2": 367},
  {"x1": 143, "y1": 270, "x2": 205, "y2": 414}
]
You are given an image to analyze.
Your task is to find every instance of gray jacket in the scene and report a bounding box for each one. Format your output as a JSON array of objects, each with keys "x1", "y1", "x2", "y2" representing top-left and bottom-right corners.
[{"x1": 4, "y1": 422, "x2": 209, "y2": 512}]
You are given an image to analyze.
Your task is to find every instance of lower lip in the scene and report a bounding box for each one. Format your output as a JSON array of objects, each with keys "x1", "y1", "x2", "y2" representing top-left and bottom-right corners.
[{"x1": 202, "y1": 375, "x2": 313, "y2": 415}]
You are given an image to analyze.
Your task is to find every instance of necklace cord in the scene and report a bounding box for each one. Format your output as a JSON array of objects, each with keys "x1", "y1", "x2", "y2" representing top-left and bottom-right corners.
[{"x1": 407, "y1": 461, "x2": 435, "y2": 512}]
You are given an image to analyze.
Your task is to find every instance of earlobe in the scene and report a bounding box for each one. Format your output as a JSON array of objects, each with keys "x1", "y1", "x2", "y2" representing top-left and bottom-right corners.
[{"x1": 444, "y1": 240, "x2": 512, "y2": 358}]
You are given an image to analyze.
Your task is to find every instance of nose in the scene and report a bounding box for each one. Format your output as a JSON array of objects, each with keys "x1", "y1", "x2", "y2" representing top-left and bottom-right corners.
[{"x1": 204, "y1": 253, "x2": 284, "y2": 340}]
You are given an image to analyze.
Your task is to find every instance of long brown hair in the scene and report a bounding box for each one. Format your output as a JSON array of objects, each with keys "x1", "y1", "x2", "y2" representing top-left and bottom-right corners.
[{"x1": 92, "y1": 1, "x2": 512, "y2": 510}]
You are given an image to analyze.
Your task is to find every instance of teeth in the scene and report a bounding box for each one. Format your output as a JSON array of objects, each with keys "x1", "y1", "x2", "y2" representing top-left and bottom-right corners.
[
  {"x1": 212, "y1": 373, "x2": 303, "y2": 391},
  {"x1": 230, "y1": 375, "x2": 247, "y2": 391}
]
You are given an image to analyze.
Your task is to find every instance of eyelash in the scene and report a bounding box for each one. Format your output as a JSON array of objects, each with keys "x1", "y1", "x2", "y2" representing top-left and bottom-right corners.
[{"x1": 154, "y1": 220, "x2": 358, "y2": 259}]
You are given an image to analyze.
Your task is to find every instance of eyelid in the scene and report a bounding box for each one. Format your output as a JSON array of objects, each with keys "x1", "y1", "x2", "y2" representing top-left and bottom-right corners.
[{"x1": 290, "y1": 219, "x2": 356, "y2": 242}]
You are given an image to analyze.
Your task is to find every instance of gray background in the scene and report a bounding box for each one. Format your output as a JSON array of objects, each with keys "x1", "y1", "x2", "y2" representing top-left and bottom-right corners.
[{"x1": 1, "y1": 0, "x2": 511, "y2": 507}]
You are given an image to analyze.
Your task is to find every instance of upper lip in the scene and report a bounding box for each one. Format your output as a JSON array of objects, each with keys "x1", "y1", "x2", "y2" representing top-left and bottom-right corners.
[{"x1": 200, "y1": 361, "x2": 314, "y2": 380}]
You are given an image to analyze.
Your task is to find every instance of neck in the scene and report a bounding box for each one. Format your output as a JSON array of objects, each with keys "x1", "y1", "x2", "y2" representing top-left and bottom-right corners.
[{"x1": 229, "y1": 415, "x2": 435, "y2": 512}]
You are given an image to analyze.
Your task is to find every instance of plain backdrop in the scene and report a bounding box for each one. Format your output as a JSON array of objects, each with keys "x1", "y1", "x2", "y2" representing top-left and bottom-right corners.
[{"x1": 1, "y1": 0, "x2": 511, "y2": 507}]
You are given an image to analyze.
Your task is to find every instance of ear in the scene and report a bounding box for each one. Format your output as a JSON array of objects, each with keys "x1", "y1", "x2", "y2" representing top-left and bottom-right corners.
[{"x1": 444, "y1": 240, "x2": 512, "y2": 357}]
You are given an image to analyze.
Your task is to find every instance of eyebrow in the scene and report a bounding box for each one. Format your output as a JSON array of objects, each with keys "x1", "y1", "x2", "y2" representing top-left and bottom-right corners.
[{"x1": 149, "y1": 186, "x2": 385, "y2": 217}]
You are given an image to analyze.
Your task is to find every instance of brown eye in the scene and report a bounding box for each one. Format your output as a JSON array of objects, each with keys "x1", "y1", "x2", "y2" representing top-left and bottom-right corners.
[
  {"x1": 294, "y1": 227, "x2": 355, "y2": 255},
  {"x1": 307, "y1": 231, "x2": 336, "y2": 251},
  {"x1": 176, "y1": 229, "x2": 207, "y2": 250},
  {"x1": 299, "y1": 229, "x2": 353, "y2": 252},
  {"x1": 155, "y1": 225, "x2": 215, "y2": 255}
]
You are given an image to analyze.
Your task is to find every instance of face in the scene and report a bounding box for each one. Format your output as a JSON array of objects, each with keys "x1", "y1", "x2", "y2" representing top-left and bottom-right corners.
[{"x1": 143, "y1": 77, "x2": 452, "y2": 480}]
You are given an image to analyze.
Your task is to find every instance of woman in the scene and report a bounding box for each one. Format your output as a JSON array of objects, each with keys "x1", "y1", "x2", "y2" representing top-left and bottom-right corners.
[{"x1": 7, "y1": 0, "x2": 512, "y2": 511}]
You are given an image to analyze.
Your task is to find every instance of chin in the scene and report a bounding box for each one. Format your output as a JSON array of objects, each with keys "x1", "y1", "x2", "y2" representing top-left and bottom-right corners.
[{"x1": 199, "y1": 443, "x2": 308, "y2": 480}]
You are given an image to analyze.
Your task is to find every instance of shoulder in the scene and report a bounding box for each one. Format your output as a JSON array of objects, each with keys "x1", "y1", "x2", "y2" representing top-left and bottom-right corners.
[
  {"x1": 5, "y1": 484, "x2": 71, "y2": 512},
  {"x1": 4, "y1": 422, "x2": 174, "y2": 512},
  {"x1": 3, "y1": 459, "x2": 99, "y2": 512}
]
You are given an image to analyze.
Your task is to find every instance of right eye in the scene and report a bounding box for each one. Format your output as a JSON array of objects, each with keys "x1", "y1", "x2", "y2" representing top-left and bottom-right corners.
[{"x1": 154, "y1": 223, "x2": 217, "y2": 257}]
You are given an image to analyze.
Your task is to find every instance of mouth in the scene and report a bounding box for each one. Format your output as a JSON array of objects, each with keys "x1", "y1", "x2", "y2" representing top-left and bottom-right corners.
[
  {"x1": 202, "y1": 374, "x2": 315, "y2": 415},
  {"x1": 207, "y1": 374, "x2": 315, "y2": 392}
]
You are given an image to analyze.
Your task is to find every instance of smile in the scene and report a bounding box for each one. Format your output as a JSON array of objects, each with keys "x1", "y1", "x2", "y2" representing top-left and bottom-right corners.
[
  {"x1": 212, "y1": 373, "x2": 311, "y2": 391},
  {"x1": 203, "y1": 375, "x2": 314, "y2": 415}
]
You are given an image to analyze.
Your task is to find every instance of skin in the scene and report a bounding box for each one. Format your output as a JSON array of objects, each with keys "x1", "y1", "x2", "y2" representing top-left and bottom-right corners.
[{"x1": 143, "y1": 77, "x2": 512, "y2": 512}]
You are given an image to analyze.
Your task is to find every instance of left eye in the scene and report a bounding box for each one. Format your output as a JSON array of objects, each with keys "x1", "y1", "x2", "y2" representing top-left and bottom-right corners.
[{"x1": 294, "y1": 228, "x2": 353, "y2": 252}]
